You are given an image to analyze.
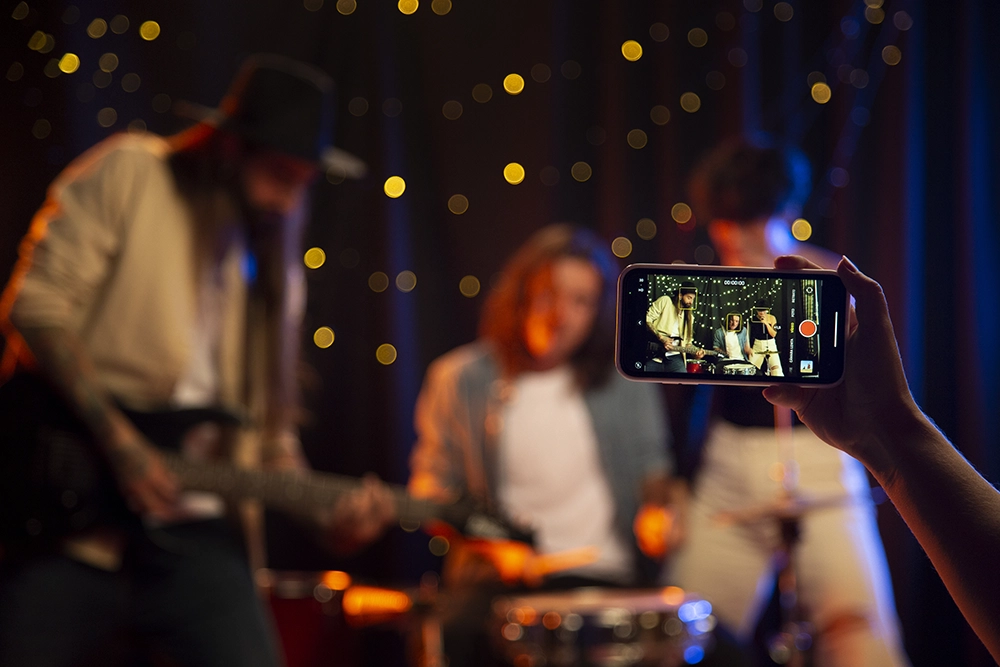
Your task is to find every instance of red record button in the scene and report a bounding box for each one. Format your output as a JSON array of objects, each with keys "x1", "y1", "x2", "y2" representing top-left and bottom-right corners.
[{"x1": 799, "y1": 319, "x2": 818, "y2": 338}]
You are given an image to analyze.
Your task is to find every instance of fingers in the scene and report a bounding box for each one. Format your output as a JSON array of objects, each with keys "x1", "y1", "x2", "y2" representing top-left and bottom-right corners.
[
  {"x1": 837, "y1": 257, "x2": 891, "y2": 326},
  {"x1": 773, "y1": 255, "x2": 821, "y2": 270},
  {"x1": 762, "y1": 384, "x2": 810, "y2": 412}
]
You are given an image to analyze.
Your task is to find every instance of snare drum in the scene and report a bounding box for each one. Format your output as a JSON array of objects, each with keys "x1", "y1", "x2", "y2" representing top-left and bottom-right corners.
[
  {"x1": 685, "y1": 360, "x2": 708, "y2": 374},
  {"x1": 492, "y1": 587, "x2": 715, "y2": 667},
  {"x1": 719, "y1": 361, "x2": 758, "y2": 376}
]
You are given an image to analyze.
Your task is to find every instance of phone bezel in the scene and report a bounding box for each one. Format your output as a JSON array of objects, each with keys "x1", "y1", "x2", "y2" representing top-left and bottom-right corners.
[{"x1": 615, "y1": 263, "x2": 849, "y2": 387}]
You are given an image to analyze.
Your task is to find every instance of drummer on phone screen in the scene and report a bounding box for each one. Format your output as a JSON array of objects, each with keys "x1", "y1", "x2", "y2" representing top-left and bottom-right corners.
[
  {"x1": 748, "y1": 300, "x2": 783, "y2": 376},
  {"x1": 713, "y1": 313, "x2": 752, "y2": 362},
  {"x1": 645, "y1": 284, "x2": 704, "y2": 372}
]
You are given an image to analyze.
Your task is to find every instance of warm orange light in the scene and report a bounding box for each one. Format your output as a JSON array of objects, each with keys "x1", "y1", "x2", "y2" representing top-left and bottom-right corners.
[
  {"x1": 322, "y1": 570, "x2": 352, "y2": 591},
  {"x1": 634, "y1": 505, "x2": 675, "y2": 559},
  {"x1": 342, "y1": 586, "x2": 412, "y2": 626},
  {"x1": 661, "y1": 586, "x2": 686, "y2": 607}
]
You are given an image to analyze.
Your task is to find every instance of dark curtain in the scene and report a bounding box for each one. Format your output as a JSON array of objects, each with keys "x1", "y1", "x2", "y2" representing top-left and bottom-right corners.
[{"x1": 1, "y1": 1, "x2": 998, "y2": 664}]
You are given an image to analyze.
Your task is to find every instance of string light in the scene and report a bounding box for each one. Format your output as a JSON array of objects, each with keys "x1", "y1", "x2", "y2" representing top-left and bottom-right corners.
[
  {"x1": 447, "y1": 194, "x2": 469, "y2": 214},
  {"x1": 431, "y1": 0, "x2": 451, "y2": 15},
  {"x1": 428, "y1": 535, "x2": 449, "y2": 555},
  {"x1": 472, "y1": 83, "x2": 493, "y2": 103},
  {"x1": 110, "y1": 15, "x2": 129, "y2": 34},
  {"x1": 313, "y1": 327, "x2": 335, "y2": 348},
  {"x1": 337, "y1": 0, "x2": 357, "y2": 15},
  {"x1": 384, "y1": 176, "x2": 406, "y2": 198},
  {"x1": 138, "y1": 21, "x2": 160, "y2": 41},
  {"x1": 304, "y1": 247, "x2": 326, "y2": 269},
  {"x1": 348, "y1": 97, "x2": 368, "y2": 116},
  {"x1": 304, "y1": 0, "x2": 324, "y2": 11},
  {"x1": 459, "y1": 276, "x2": 481, "y2": 297},
  {"x1": 87, "y1": 19, "x2": 108, "y2": 38},
  {"x1": 612, "y1": 237, "x2": 633, "y2": 258},
  {"x1": 530, "y1": 64, "x2": 551, "y2": 83},
  {"x1": 396, "y1": 271, "x2": 417, "y2": 292},
  {"x1": 503, "y1": 162, "x2": 525, "y2": 185},
  {"x1": 636, "y1": 218, "x2": 657, "y2": 240},
  {"x1": 621, "y1": 40, "x2": 643, "y2": 61},
  {"x1": 570, "y1": 161, "x2": 592, "y2": 182},
  {"x1": 99, "y1": 53, "x2": 119, "y2": 73},
  {"x1": 398, "y1": 0, "x2": 418, "y2": 15},
  {"x1": 680, "y1": 92, "x2": 701, "y2": 112},
  {"x1": 687, "y1": 28, "x2": 708, "y2": 48},
  {"x1": 882, "y1": 46, "x2": 902, "y2": 66},
  {"x1": 791, "y1": 219, "x2": 812, "y2": 241},
  {"x1": 649, "y1": 23, "x2": 669, "y2": 42},
  {"x1": 58, "y1": 53, "x2": 80, "y2": 74},
  {"x1": 650, "y1": 105, "x2": 671, "y2": 125},
  {"x1": 503, "y1": 73, "x2": 525, "y2": 95},
  {"x1": 810, "y1": 82, "x2": 832, "y2": 104},
  {"x1": 97, "y1": 107, "x2": 117, "y2": 127},
  {"x1": 774, "y1": 2, "x2": 794, "y2": 22},
  {"x1": 376, "y1": 344, "x2": 398, "y2": 365},
  {"x1": 442, "y1": 100, "x2": 463, "y2": 119},
  {"x1": 671, "y1": 203, "x2": 693, "y2": 224},
  {"x1": 369, "y1": 272, "x2": 390, "y2": 292},
  {"x1": 12, "y1": 2, "x2": 28, "y2": 20},
  {"x1": 627, "y1": 129, "x2": 647, "y2": 149}
]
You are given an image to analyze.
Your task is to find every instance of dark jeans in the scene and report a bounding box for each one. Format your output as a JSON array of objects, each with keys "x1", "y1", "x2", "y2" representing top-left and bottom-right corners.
[
  {"x1": 644, "y1": 354, "x2": 687, "y2": 373},
  {"x1": 0, "y1": 519, "x2": 281, "y2": 667}
]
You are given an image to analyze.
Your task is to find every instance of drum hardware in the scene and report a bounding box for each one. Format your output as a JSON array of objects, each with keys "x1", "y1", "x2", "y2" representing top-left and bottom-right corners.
[
  {"x1": 717, "y1": 361, "x2": 758, "y2": 376},
  {"x1": 491, "y1": 587, "x2": 716, "y2": 667}
]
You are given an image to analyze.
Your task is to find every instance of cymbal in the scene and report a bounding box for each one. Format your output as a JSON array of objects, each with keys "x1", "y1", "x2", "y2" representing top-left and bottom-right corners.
[{"x1": 712, "y1": 492, "x2": 852, "y2": 526}]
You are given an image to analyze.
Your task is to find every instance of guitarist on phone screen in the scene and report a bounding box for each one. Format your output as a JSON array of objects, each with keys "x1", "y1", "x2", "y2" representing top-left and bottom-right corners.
[{"x1": 645, "y1": 283, "x2": 705, "y2": 372}]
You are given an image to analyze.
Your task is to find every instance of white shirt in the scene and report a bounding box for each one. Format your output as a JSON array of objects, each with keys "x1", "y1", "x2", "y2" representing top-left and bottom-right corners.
[
  {"x1": 725, "y1": 330, "x2": 745, "y2": 360},
  {"x1": 497, "y1": 366, "x2": 633, "y2": 583}
]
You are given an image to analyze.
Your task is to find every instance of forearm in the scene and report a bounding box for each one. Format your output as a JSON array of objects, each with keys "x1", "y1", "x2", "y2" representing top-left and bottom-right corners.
[{"x1": 864, "y1": 412, "x2": 1000, "y2": 661}]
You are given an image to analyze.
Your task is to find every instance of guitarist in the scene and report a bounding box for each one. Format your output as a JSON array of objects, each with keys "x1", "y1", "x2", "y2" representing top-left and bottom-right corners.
[
  {"x1": 0, "y1": 55, "x2": 393, "y2": 667},
  {"x1": 645, "y1": 283, "x2": 705, "y2": 372}
]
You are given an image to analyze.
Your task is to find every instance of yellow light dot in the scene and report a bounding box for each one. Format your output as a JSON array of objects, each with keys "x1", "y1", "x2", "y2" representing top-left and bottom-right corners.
[
  {"x1": 611, "y1": 237, "x2": 633, "y2": 258},
  {"x1": 811, "y1": 82, "x2": 832, "y2": 104},
  {"x1": 431, "y1": 0, "x2": 451, "y2": 14},
  {"x1": 687, "y1": 28, "x2": 708, "y2": 48},
  {"x1": 864, "y1": 6, "x2": 884, "y2": 24},
  {"x1": 97, "y1": 107, "x2": 117, "y2": 128},
  {"x1": 28, "y1": 31, "x2": 46, "y2": 51},
  {"x1": 313, "y1": 327, "x2": 335, "y2": 348},
  {"x1": 304, "y1": 0, "x2": 324, "y2": 11},
  {"x1": 503, "y1": 162, "x2": 525, "y2": 185},
  {"x1": 570, "y1": 161, "x2": 592, "y2": 182},
  {"x1": 12, "y1": 2, "x2": 28, "y2": 20},
  {"x1": 650, "y1": 105, "x2": 671, "y2": 125},
  {"x1": 396, "y1": 270, "x2": 417, "y2": 292},
  {"x1": 39, "y1": 34, "x2": 55, "y2": 54},
  {"x1": 58, "y1": 53, "x2": 80, "y2": 74},
  {"x1": 110, "y1": 15, "x2": 129, "y2": 34},
  {"x1": 882, "y1": 45, "x2": 902, "y2": 66},
  {"x1": 87, "y1": 19, "x2": 107, "y2": 39},
  {"x1": 398, "y1": 0, "x2": 418, "y2": 15},
  {"x1": 7, "y1": 62, "x2": 24, "y2": 82},
  {"x1": 121, "y1": 72, "x2": 141, "y2": 92},
  {"x1": 43, "y1": 58, "x2": 61, "y2": 78},
  {"x1": 621, "y1": 40, "x2": 643, "y2": 62},
  {"x1": 864, "y1": 0, "x2": 884, "y2": 6},
  {"x1": 428, "y1": 535, "x2": 449, "y2": 556},
  {"x1": 773, "y1": 2, "x2": 794, "y2": 22},
  {"x1": 442, "y1": 100, "x2": 463, "y2": 119},
  {"x1": 304, "y1": 247, "x2": 327, "y2": 269},
  {"x1": 503, "y1": 73, "x2": 525, "y2": 95},
  {"x1": 679, "y1": 92, "x2": 701, "y2": 113},
  {"x1": 369, "y1": 271, "x2": 390, "y2": 292},
  {"x1": 99, "y1": 53, "x2": 119, "y2": 73},
  {"x1": 627, "y1": 129, "x2": 647, "y2": 149},
  {"x1": 32, "y1": 119, "x2": 51, "y2": 140},
  {"x1": 376, "y1": 343, "x2": 398, "y2": 365},
  {"x1": 671, "y1": 202, "x2": 693, "y2": 224},
  {"x1": 791, "y1": 218, "x2": 812, "y2": 241},
  {"x1": 636, "y1": 218, "x2": 657, "y2": 240},
  {"x1": 649, "y1": 22, "x2": 669, "y2": 42},
  {"x1": 336, "y1": 0, "x2": 356, "y2": 14},
  {"x1": 384, "y1": 176, "x2": 406, "y2": 198},
  {"x1": 447, "y1": 194, "x2": 469, "y2": 214},
  {"x1": 472, "y1": 83, "x2": 493, "y2": 103},
  {"x1": 459, "y1": 275, "x2": 481, "y2": 298},
  {"x1": 128, "y1": 119, "x2": 147, "y2": 134},
  {"x1": 139, "y1": 21, "x2": 160, "y2": 41}
]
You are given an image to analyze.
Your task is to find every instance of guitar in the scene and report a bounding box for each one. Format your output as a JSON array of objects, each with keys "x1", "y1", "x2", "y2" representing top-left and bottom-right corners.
[{"x1": 0, "y1": 373, "x2": 532, "y2": 547}]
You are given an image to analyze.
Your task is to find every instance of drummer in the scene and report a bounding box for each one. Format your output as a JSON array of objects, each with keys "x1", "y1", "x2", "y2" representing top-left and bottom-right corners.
[{"x1": 712, "y1": 313, "x2": 752, "y2": 362}]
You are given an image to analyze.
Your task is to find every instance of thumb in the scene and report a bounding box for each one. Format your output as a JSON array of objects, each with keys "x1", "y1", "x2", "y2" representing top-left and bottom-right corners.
[
  {"x1": 837, "y1": 256, "x2": 891, "y2": 327},
  {"x1": 762, "y1": 384, "x2": 808, "y2": 412}
]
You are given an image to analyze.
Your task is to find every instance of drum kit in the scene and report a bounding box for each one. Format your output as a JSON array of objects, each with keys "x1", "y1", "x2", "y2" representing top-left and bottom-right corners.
[{"x1": 686, "y1": 357, "x2": 760, "y2": 377}]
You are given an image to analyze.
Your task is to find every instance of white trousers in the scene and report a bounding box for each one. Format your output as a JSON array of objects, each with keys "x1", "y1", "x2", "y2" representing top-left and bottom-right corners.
[
  {"x1": 750, "y1": 338, "x2": 784, "y2": 376},
  {"x1": 666, "y1": 421, "x2": 910, "y2": 667}
]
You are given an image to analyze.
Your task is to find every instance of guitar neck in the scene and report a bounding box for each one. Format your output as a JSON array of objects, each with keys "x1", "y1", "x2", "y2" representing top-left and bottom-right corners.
[{"x1": 163, "y1": 455, "x2": 448, "y2": 525}]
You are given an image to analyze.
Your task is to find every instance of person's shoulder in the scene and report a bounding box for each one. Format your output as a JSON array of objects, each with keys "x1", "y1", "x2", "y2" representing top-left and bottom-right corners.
[
  {"x1": 425, "y1": 341, "x2": 498, "y2": 385},
  {"x1": 55, "y1": 133, "x2": 171, "y2": 187}
]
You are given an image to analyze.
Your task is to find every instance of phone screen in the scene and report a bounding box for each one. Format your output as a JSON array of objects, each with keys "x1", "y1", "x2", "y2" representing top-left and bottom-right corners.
[{"x1": 616, "y1": 264, "x2": 849, "y2": 386}]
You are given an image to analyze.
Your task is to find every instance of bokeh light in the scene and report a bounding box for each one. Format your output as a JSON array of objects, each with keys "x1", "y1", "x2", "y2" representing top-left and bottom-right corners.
[
  {"x1": 304, "y1": 0, "x2": 324, "y2": 11},
  {"x1": 97, "y1": 107, "x2": 117, "y2": 127},
  {"x1": 28, "y1": 31, "x2": 47, "y2": 51},
  {"x1": 561, "y1": 60, "x2": 581, "y2": 80},
  {"x1": 58, "y1": 53, "x2": 80, "y2": 74},
  {"x1": 313, "y1": 327, "x2": 335, "y2": 348},
  {"x1": 337, "y1": 0, "x2": 357, "y2": 15},
  {"x1": 139, "y1": 21, "x2": 160, "y2": 41},
  {"x1": 99, "y1": 53, "x2": 119, "y2": 73},
  {"x1": 570, "y1": 161, "x2": 592, "y2": 182},
  {"x1": 650, "y1": 105, "x2": 671, "y2": 125},
  {"x1": 431, "y1": 0, "x2": 451, "y2": 15},
  {"x1": 627, "y1": 129, "x2": 648, "y2": 149},
  {"x1": 442, "y1": 100, "x2": 463, "y2": 119},
  {"x1": 128, "y1": 119, "x2": 147, "y2": 133},
  {"x1": 121, "y1": 73, "x2": 141, "y2": 92},
  {"x1": 12, "y1": 2, "x2": 28, "y2": 20},
  {"x1": 32, "y1": 119, "x2": 51, "y2": 139},
  {"x1": 671, "y1": 203, "x2": 693, "y2": 224},
  {"x1": 530, "y1": 64, "x2": 551, "y2": 83},
  {"x1": 649, "y1": 23, "x2": 669, "y2": 42},
  {"x1": 706, "y1": 71, "x2": 726, "y2": 90},
  {"x1": 110, "y1": 15, "x2": 129, "y2": 34},
  {"x1": 7, "y1": 62, "x2": 24, "y2": 82},
  {"x1": 503, "y1": 162, "x2": 525, "y2": 185},
  {"x1": 369, "y1": 272, "x2": 390, "y2": 293},
  {"x1": 383, "y1": 98, "x2": 402, "y2": 117},
  {"x1": 865, "y1": 6, "x2": 885, "y2": 24},
  {"x1": 680, "y1": 92, "x2": 701, "y2": 113},
  {"x1": 611, "y1": 237, "x2": 633, "y2": 258},
  {"x1": 472, "y1": 83, "x2": 493, "y2": 103},
  {"x1": 447, "y1": 194, "x2": 469, "y2": 214},
  {"x1": 428, "y1": 535, "x2": 449, "y2": 556},
  {"x1": 791, "y1": 219, "x2": 812, "y2": 241},
  {"x1": 44, "y1": 58, "x2": 61, "y2": 78},
  {"x1": 636, "y1": 218, "x2": 657, "y2": 240},
  {"x1": 348, "y1": 97, "x2": 368, "y2": 116},
  {"x1": 398, "y1": 0, "x2": 418, "y2": 15},
  {"x1": 774, "y1": 2, "x2": 794, "y2": 21},
  {"x1": 87, "y1": 19, "x2": 107, "y2": 38},
  {"x1": 304, "y1": 247, "x2": 326, "y2": 269},
  {"x1": 687, "y1": 28, "x2": 708, "y2": 48},
  {"x1": 93, "y1": 70, "x2": 112, "y2": 88},
  {"x1": 459, "y1": 276, "x2": 481, "y2": 298},
  {"x1": 376, "y1": 344, "x2": 398, "y2": 365},
  {"x1": 716, "y1": 12, "x2": 736, "y2": 30},
  {"x1": 882, "y1": 45, "x2": 902, "y2": 66},
  {"x1": 811, "y1": 82, "x2": 832, "y2": 104},
  {"x1": 894, "y1": 11, "x2": 913, "y2": 30},
  {"x1": 503, "y1": 73, "x2": 525, "y2": 95},
  {"x1": 396, "y1": 271, "x2": 417, "y2": 292},
  {"x1": 621, "y1": 40, "x2": 643, "y2": 61},
  {"x1": 384, "y1": 176, "x2": 406, "y2": 198}
]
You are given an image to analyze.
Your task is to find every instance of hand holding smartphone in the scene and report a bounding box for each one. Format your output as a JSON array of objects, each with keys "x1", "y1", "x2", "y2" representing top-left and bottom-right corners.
[{"x1": 616, "y1": 264, "x2": 849, "y2": 386}]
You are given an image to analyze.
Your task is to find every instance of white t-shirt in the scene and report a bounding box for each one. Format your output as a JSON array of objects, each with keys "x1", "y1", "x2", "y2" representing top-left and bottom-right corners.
[
  {"x1": 725, "y1": 330, "x2": 745, "y2": 360},
  {"x1": 497, "y1": 366, "x2": 633, "y2": 583}
]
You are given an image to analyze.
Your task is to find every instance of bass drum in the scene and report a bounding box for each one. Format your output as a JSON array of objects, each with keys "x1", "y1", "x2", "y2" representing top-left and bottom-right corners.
[{"x1": 491, "y1": 587, "x2": 716, "y2": 667}]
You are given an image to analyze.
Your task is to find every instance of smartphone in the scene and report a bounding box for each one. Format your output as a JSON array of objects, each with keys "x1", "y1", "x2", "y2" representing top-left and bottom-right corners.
[{"x1": 616, "y1": 263, "x2": 849, "y2": 386}]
